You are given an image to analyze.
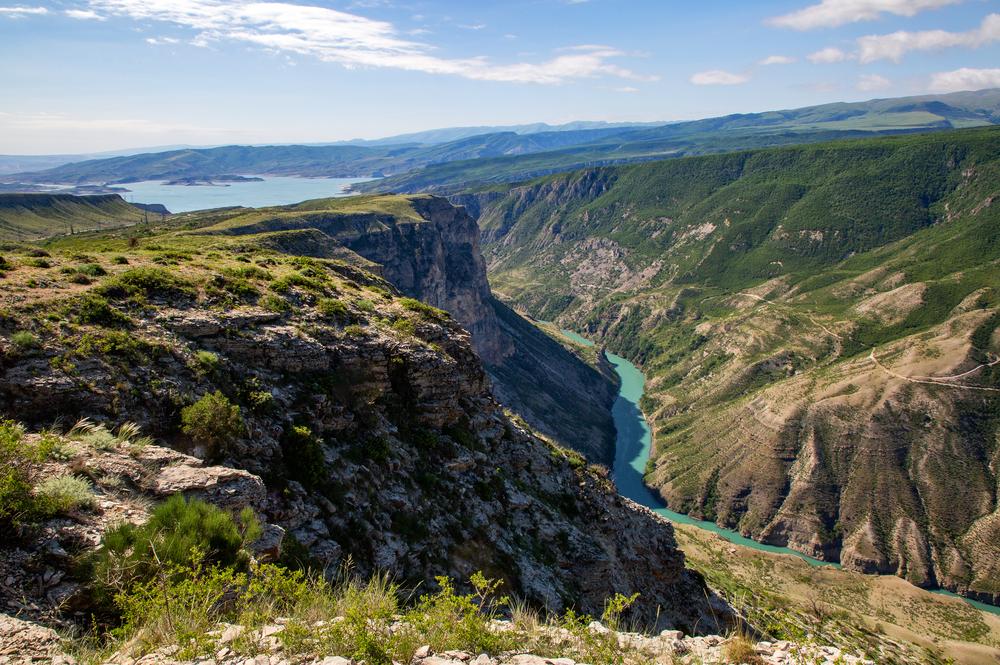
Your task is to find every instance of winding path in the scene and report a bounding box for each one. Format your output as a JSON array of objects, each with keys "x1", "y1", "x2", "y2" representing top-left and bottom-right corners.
[
  {"x1": 731, "y1": 292, "x2": 999, "y2": 391},
  {"x1": 868, "y1": 348, "x2": 1000, "y2": 392}
]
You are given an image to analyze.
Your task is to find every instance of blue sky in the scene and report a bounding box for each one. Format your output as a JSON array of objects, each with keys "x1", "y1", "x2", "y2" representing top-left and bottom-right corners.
[{"x1": 1, "y1": 0, "x2": 999, "y2": 153}]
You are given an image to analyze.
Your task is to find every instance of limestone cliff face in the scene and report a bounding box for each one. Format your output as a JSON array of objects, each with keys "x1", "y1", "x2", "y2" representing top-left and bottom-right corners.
[
  {"x1": 335, "y1": 195, "x2": 513, "y2": 366},
  {"x1": 210, "y1": 194, "x2": 618, "y2": 463}
]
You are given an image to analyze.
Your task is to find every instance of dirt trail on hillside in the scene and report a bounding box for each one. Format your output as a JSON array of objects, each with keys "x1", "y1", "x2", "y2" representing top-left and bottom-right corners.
[{"x1": 869, "y1": 348, "x2": 1000, "y2": 392}]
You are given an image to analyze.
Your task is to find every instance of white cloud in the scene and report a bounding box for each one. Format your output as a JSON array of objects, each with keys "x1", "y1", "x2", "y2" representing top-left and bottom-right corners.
[
  {"x1": 807, "y1": 46, "x2": 850, "y2": 63},
  {"x1": 759, "y1": 55, "x2": 796, "y2": 66},
  {"x1": 85, "y1": 0, "x2": 653, "y2": 84},
  {"x1": 0, "y1": 5, "x2": 48, "y2": 17},
  {"x1": 857, "y1": 73, "x2": 890, "y2": 90},
  {"x1": 65, "y1": 8, "x2": 104, "y2": 19},
  {"x1": 146, "y1": 36, "x2": 179, "y2": 45},
  {"x1": 857, "y1": 13, "x2": 1000, "y2": 63},
  {"x1": 768, "y1": 0, "x2": 959, "y2": 30},
  {"x1": 929, "y1": 67, "x2": 1000, "y2": 92},
  {"x1": 690, "y1": 69, "x2": 749, "y2": 85},
  {"x1": 614, "y1": 86, "x2": 639, "y2": 93}
]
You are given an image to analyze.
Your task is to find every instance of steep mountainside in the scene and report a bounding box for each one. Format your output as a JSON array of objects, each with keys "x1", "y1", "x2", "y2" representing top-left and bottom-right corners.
[
  {"x1": 178, "y1": 194, "x2": 618, "y2": 463},
  {"x1": 0, "y1": 198, "x2": 714, "y2": 629},
  {"x1": 472, "y1": 127, "x2": 1000, "y2": 603},
  {"x1": 0, "y1": 193, "x2": 152, "y2": 241}
]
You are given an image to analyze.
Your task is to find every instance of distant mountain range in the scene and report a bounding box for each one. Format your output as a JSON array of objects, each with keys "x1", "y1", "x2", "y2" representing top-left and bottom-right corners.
[{"x1": 3, "y1": 89, "x2": 999, "y2": 194}]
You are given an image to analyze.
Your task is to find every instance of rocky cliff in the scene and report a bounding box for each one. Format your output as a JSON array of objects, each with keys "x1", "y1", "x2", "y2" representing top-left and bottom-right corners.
[
  {"x1": 201, "y1": 194, "x2": 618, "y2": 463},
  {"x1": 0, "y1": 200, "x2": 716, "y2": 630}
]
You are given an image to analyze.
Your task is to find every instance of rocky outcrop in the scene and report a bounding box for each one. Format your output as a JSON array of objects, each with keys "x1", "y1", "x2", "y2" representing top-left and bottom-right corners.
[
  {"x1": 0, "y1": 253, "x2": 719, "y2": 631},
  {"x1": 0, "y1": 614, "x2": 72, "y2": 664},
  {"x1": 203, "y1": 194, "x2": 618, "y2": 463}
]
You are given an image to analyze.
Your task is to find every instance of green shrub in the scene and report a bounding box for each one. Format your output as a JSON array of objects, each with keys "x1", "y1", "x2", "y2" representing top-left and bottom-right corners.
[
  {"x1": 181, "y1": 391, "x2": 245, "y2": 454},
  {"x1": 392, "y1": 318, "x2": 416, "y2": 336},
  {"x1": 280, "y1": 425, "x2": 326, "y2": 490},
  {"x1": 24, "y1": 257, "x2": 51, "y2": 269},
  {"x1": 77, "y1": 263, "x2": 107, "y2": 277},
  {"x1": 271, "y1": 272, "x2": 325, "y2": 294},
  {"x1": 355, "y1": 298, "x2": 375, "y2": 313},
  {"x1": 403, "y1": 573, "x2": 515, "y2": 657},
  {"x1": 90, "y1": 495, "x2": 261, "y2": 599},
  {"x1": 69, "y1": 273, "x2": 91, "y2": 285},
  {"x1": 75, "y1": 294, "x2": 130, "y2": 327},
  {"x1": 0, "y1": 255, "x2": 12, "y2": 270},
  {"x1": 400, "y1": 297, "x2": 446, "y2": 320},
  {"x1": 10, "y1": 330, "x2": 40, "y2": 351},
  {"x1": 97, "y1": 267, "x2": 194, "y2": 300},
  {"x1": 69, "y1": 419, "x2": 119, "y2": 450},
  {"x1": 76, "y1": 330, "x2": 154, "y2": 360},
  {"x1": 317, "y1": 298, "x2": 348, "y2": 319},
  {"x1": 247, "y1": 389, "x2": 275, "y2": 414},
  {"x1": 207, "y1": 274, "x2": 259, "y2": 302},
  {"x1": 111, "y1": 255, "x2": 129, "y2": 265},
  {"x1": 34, "y1": 475, "x2": 94, "y2": 514},
  {"x1": 0, "y1": 421, "x2": 44, "y2": 527},
  {"x1": 260, "y1": 294, "x2": 292, "y2": 314},
  {"x1": 193, "y1": 350, "x2": 220, "y2": 373}
]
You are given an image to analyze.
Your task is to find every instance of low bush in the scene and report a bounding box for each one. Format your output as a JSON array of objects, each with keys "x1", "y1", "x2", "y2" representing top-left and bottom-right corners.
[
  {"x1": 721, "y1": 634, "x2": 764, "y2": 664},
  {"x1": 76, "y1": 330, "x2": 155, "y2": 361},
  {"x1": 34, "y1": 475, "x2": 94, "y2": 514},
  {"x1": 400, "y1": 297, "x2": 446, "y2": 321},
  {"x1": 181, "y1": 391, "x2": 245, "y2": 455},
  {"x1": 78, "y1": 263, "x2": 108, "y2": 277},
  {"x1": 90, "y1": 495, "x2": 261, "y2": 602},
  {"x1": 280, "y1": 425, "x2": 326, "y2": 490},
  {"x1": 260, "y1": 294, "x2": 292, "y2": 314},
  {"x1": 193, "y1": 350, "x2": 220, "y2": 374},
  {"x1": 97, "y1": 267, "x2": 194, "y2": 301},
  {"x1": 0, "y1": 421, "x2": 43, "y2": 528},
  {"x1": 75, "y1": 294, "x2": 130, "y2": 327},
  {"x1": 392, "y1": 318, "x2": 416, "y2": 336},
  {"x1": 10, "y1": 330, "x2": 40, "y2": 351},
  {"x1": 317, "y1": 298, "x2": 348, "y2": 319},
  {"x1": 271, "y1": 272, "x2": 325, "y2": 295}
]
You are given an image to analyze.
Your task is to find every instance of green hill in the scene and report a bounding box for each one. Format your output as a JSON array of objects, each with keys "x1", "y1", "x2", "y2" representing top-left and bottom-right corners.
[
  {"x1": 473, "y1": 126, "x2": 1000, "y2": 604},
  {"x1": 357, "y1": 89, "x2": 1000, "y2": 194},
  {"x1": 7, "y1": 90, "x2": 999, "y2": 191},
  {"x1": 0, "y1": 193, "x2": 153, "y2": 241}
]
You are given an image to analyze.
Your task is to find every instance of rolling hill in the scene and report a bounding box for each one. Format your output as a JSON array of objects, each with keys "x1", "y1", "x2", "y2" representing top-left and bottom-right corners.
[
  {"x1": 6, "y1": 90, "x2": 999, "y2": 191},
  {"x1": 0, "y1": 193, "x2": 154, "y2": 241}
]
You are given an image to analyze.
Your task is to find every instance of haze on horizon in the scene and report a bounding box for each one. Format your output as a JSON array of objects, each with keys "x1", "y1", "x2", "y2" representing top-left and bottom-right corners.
[{"x1": 2, "y1": 0, "x2": 1000, "y2": 154}]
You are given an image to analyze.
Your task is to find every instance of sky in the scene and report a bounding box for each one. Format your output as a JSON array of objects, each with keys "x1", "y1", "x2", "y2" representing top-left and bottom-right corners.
[{"x1": 1, "y1": 0, "x2": 999, "y2": 154}]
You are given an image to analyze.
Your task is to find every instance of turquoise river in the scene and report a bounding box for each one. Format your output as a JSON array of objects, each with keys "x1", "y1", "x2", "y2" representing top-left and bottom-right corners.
[{"x1": 559, "y1": 328, "x2": 1000, "y2": 617}]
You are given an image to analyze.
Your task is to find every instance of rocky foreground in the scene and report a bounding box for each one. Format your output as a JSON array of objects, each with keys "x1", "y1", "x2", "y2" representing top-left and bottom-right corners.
[{"x1": 0, "y1": 612, "x2": 873, "y2": 665}]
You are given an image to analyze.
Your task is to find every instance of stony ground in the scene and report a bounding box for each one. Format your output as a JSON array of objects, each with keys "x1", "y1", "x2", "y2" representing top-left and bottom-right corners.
[{"x1": 0, "y1": 612, "x2": 874, "y2": 665}]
